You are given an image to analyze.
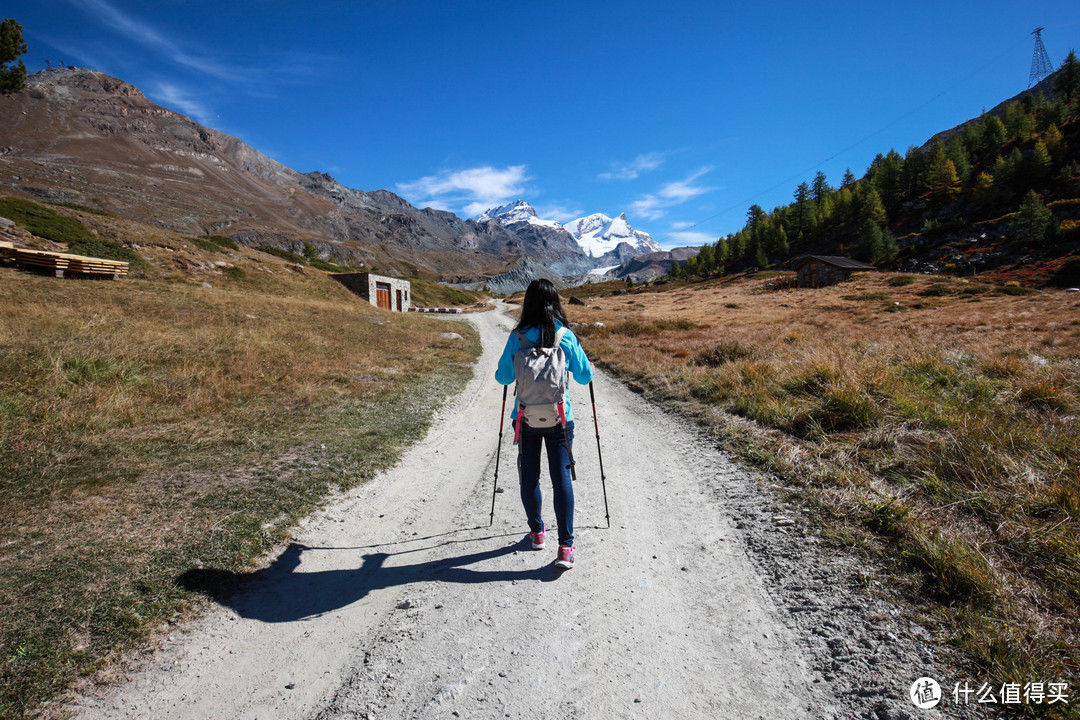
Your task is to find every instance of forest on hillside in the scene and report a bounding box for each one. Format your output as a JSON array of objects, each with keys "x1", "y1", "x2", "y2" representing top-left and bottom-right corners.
[{"x1": 673, "y1": 52, "x2": 1080, "y2": 286}]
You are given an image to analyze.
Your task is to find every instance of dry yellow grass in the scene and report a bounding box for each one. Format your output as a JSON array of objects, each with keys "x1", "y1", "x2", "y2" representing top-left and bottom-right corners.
[
  {"x1": 569, "y1": 273, "x2": 1080, "y2": 701},
  {"x1": 0, "y1": 210, "x2": 481, "y2": 717}
]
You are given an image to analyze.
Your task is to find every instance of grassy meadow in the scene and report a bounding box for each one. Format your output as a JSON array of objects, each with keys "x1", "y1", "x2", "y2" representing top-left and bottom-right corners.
[
  {"x1": 0, "y1": 204, "x2": 484, "y2": 717},
  {"x1": 569, "y1": 273, "x2": 1079, "y2": 712}
]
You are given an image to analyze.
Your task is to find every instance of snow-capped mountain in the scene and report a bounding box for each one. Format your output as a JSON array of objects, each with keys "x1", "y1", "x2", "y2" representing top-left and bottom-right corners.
[
  {"x1": 563, "y1": 212, "x2": 661, "y2": 258},
  {"x1": 477, "y1": 200, "x2": 562, "y2": 229}
]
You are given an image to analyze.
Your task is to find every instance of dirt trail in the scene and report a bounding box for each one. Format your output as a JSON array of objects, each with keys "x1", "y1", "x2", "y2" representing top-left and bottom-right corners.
[{"x1": 71, "y1": 305, "x2": 953, "y2": 720}]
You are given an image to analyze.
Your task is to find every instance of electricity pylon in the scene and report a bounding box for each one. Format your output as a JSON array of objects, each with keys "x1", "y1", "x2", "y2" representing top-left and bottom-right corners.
[{"x1": 1029, "y1": 27, "x2": 1053, "y2": 88}]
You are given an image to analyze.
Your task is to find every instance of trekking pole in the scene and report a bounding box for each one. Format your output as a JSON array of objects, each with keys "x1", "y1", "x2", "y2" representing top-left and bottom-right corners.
[
  {"x1": 589, "y1": 382, "x2": 611, "y2": 528},
  {"x1": 489, "y1": 385, "x2": 508, "y2": 526}
]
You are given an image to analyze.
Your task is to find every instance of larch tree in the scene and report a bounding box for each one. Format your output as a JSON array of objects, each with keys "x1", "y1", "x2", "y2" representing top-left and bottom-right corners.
[{"x1": 0, "y1": 18, "x2": 28, "y2": 95}]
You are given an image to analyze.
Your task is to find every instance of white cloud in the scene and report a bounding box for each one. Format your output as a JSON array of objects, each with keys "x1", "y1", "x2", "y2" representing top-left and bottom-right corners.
[
  {"x1": 599, "y1": 152, "x2": 665, "y2": 181},
  {"x1": 68, "y1": 0, "x2": 246, "y2": 82},
  {"x1": 630, "y1": 167, "x2": 716, "y2": 220},
  {"x1": 396, "y1": 165, "x2": 531, "y2": 218},
  {"x1": 535, "y1": 203, "x2": 584, "y2": 224},
  {"x1": 150, "y1": 83, "x2": 214, "y2": 125},
  {"x1": 666, "y1": 230, "x2": 716, "y2": 246}
]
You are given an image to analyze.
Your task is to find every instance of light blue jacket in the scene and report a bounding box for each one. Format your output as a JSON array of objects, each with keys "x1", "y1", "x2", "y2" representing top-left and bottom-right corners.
[{"x1": 495, "y1": 321, "x2": 593, "y2": 422}]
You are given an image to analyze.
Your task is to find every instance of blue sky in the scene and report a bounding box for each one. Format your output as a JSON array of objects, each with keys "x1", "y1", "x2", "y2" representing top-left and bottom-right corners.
[{"x1": 7, "y1": 1, "x2": 1080, "y2": 248}]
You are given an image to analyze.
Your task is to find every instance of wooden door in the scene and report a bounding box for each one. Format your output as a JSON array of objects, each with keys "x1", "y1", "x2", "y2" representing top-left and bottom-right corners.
[
  {"x1": 376, "y1": 282, "x2": 391, "y2": 310},
  {"x1": 396, "y1": 289, "x2": 403, "y2": 312}
]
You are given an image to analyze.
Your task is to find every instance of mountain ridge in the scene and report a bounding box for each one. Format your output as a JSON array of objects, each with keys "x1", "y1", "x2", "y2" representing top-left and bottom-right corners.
[{"x1": 0, "y1": 68, "x2": 570, "y2": 286}]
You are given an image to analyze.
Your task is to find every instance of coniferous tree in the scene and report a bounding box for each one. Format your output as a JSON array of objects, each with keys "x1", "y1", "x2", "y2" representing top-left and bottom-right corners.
[
  {"x1": 811, "y1": 171, "x2": 830, "y2": 209},
  {"x1": 979, "y1": 116, "x2": 1008, "y2": 157},
  {"x1": 683, "y1": 255, "x2": 699, "y2": 278},
  {"x1": 0, "y1": 18, "x2": 27, "y2": 95},
  {"x1": 1031, "y1": 140, "x2": 1053, "y2": 183},
  {"x1": 754, "y1": 243, "x2": 768, "y2": 270},
  {"x1": 1043, "y1": 124, "x2": 1065, "y2": 164},
  {"x1": 854, "y1": 219, "x2": 881, "y2": 263},
  {"x1": 1053, "y1": 51, "x2": 1080, "y2": 104},
  {"x1": 973, "y1": 171, "x2": 996, "y2": 207},
  {"x1": 873, "y1": 149, "x2": 905, "y2": 214},
  {"x1": 855, "y1": 183, "x2": 887, "y2": 226},
  {"x1": 715, "y1": 237, "x2": 730, "y2": 273},
  {"x1": 792, "y1": 182, "x2": 811, "y2": 239},
  {"x1": 696, "y1": 243, "x2": 715, "y2": 277},
  {"x1": 902, "y1": 146, "x2": 928, "y2": 196},
  {"x1": 946, "y1": 137, "x2": 972, "y2": 185},
  {"x1": 1004, "y1": 147, "x2": 1025, "y2": 192},
  {"x1": 841, "y1": 168, "x2": 856, "y2": 188},
  {"x1": 1009, "y1": 190, "x2": 1058, "y2": 245}
]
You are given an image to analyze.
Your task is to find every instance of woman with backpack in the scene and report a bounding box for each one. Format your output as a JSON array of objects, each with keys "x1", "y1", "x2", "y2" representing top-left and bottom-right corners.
[{"x1": 495, "y1": 279, "x2": 593, "y2": 569}]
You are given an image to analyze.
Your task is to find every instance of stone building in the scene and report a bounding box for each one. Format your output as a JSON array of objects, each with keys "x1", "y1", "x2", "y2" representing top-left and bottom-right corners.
[
  {"x1": 793, "y1": 255, "x2": 875, "y2": 288},
  {"x1": 332, "y1": 273, "x2": 411, "y2": 311}
]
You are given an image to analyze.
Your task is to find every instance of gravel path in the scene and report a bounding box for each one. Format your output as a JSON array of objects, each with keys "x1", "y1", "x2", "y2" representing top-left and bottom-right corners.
[{"x1": 70, "y1": 305, "x2": 959, "y2": 720}]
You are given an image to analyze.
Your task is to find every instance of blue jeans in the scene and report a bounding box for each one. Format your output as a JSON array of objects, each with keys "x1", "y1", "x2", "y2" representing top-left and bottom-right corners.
[{"x1": 517, "y1": 419, "x2": 574, "y2": 547}]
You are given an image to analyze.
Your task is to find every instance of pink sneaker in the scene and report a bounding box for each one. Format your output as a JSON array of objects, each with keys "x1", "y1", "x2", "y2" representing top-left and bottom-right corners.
[
  {"x1": 529, "y1": 529, "x2": 546, "y2": 549},
  {"x1": 555, "y1": 545, "x2": 575, "y2": 569}
]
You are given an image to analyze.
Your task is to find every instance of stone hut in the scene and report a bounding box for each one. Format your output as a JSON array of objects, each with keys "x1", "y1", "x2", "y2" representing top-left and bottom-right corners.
[
  {"x1": 333, "y1": 272, "x2": 411, "y2": 312},
  {"x1": 793, "y1": 255, "x2": 876, "y2": 288}
]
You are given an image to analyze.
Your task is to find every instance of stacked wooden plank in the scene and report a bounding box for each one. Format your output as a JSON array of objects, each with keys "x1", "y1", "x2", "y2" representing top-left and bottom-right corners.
[
  {"x1": 8, "y1": 247, "x2": 128, "y2": 279},
  {"x1": 65, "y1": 253, "x2": 129, "y2": 279}
]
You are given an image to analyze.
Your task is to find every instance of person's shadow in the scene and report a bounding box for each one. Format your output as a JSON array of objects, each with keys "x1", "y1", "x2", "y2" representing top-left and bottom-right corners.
[{"x1": 177, "y1": 532, "x2": 562, "y2": 623}]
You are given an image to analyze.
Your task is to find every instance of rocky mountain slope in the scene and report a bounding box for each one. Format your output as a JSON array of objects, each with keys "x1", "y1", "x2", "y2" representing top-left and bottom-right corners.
[{"x1": 0, "y1": 68, "x2": 554, "y2": 279}]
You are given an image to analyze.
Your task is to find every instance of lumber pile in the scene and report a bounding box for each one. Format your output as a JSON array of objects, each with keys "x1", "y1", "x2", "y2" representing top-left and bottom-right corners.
[{"x1": 6, "y1": 247, "x2": 128, "y2": 279}]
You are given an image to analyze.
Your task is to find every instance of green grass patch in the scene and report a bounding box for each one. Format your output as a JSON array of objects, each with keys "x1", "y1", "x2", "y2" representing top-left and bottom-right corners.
[
  {"x1": 47, "y1": 201, "x2": 115, "y2": 217},
  {"x1": 887, "y1": 275, "x2": 917, "y2": 286},
  {"x1": 256, "y1": 245, "x2": 307, "y2": 264},
  {"x1": 0, "y1": 196, "x2": 95, "y2": 244},
  {"x1": 993, "y1": 284, "x2": 1039, "y2": 296}
]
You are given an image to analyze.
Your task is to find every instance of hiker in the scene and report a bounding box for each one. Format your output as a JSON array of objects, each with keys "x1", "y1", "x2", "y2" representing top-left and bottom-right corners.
[{"x1": 496, "y1": 279, "x2": 593, "y2": 569}]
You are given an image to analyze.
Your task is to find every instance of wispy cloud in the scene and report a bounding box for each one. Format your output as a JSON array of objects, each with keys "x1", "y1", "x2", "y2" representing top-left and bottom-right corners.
[
  {"x1": 397, "y1": 165, "x2": 531, "y2": 218},
  {"x1": 150, "y1": 82, "x2": 214, "y2": 125},
  {"x1": 535, "y1": 203, "x2": 584, "y2": 224},
  {"x1": 666, "y1": 230, "x2": 715, "y2": 246},
  {"x1": 67, "y1": 0, "x2": 246, "y2": 82},
  {"x1": 630, "y1": 167, "x2": 716, "y2": 221},
  {"x1": 599, "y1": 152, "x2": 665, "y2": 181}
]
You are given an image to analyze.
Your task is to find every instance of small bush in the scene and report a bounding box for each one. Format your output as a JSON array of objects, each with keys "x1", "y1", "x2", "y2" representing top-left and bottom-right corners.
[
  {"x1": 901, "y1": 528, "x2": 998, "y2": 606},
  {"x1": 808, "y1": 388, "x2": 882, "y2": 431},
  {"x1": 48, "y1": 202, "x2": 115, "y2": 217},
  {"x1": 609, "y1": 319, "x2": 658, "y2": 337},
  {"x1": 888, "y1": 275, "x2": 917, "y2": 287},
  {"x1": 993, "y1": 284, "x2": 1038, "y2": 296},
  {"x1": 256, "y1": 245, "x2": 306, "y2": 264},
  {"x1": 695, "y1": 340, "x2": 755, "y2": 366},
  {"x1": 189, "y1": 237, "x2": 223, "y2": 252},
  {"x1": 861, "y1": 499, "x2": 909, "y2": 537},
  {"x1": 651, "y1": 318, "x2": 698, "y2": 331},
  {"x1": 68, "y1": 237, "x2": 146, "y2": 267},
  {"x1": 310, "y1": 258, "x2": 352, "y2": 273},
  {"x1": 919, "y1": 283, "x2": 954, "y2": 297},
  {"x1": 188, "y1": 235, "x2": 238, "y2": 252}
]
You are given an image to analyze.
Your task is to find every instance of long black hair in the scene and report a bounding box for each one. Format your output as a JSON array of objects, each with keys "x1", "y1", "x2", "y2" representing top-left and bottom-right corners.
[{"x1": 515, "y1": 278, "x2": 568, "y2": 348}]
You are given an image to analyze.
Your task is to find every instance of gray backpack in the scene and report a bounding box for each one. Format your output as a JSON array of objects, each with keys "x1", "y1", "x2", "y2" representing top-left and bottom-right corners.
[{"x1": 513, "y1": 326, "x2": 568, "y2": 428}]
